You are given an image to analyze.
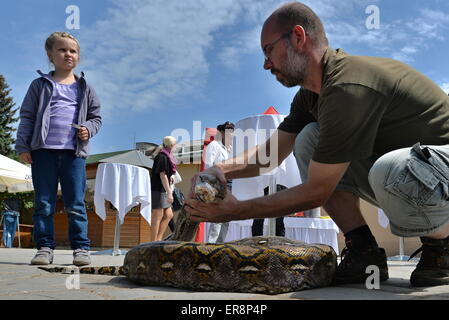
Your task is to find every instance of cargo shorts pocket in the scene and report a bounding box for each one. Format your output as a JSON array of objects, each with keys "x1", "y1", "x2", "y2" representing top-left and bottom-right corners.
[{"x1": 384, "y1": 144, "x2": 449, "y2": 207}]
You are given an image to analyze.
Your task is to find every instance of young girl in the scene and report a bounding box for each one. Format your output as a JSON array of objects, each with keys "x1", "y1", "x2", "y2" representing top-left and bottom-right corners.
[
  {"x1": 15, "y1": 32, "x2": 102, "y2": 266},
  {"x1": 150, "y1": 136, "x2": 177, "y2": 241}
]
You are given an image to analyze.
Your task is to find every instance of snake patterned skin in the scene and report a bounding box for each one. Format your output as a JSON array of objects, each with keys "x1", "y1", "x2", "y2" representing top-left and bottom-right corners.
[{"x1": 39, "y1": 173, "x2": 337, "y2": 294}]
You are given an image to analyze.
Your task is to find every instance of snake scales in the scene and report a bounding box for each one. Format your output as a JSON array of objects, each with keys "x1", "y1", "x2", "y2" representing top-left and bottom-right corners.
[{"x1": 39, "y1": 173, "x2": 337, "y2": 294}]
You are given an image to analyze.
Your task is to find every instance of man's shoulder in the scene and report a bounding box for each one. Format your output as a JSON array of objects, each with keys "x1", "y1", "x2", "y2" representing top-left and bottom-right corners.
[
  {"x1": 291, "y1": 87, "x2": 319, "y2": 109},
  {"x1": 323, "y1": 49, "x2": 407, "y2": 94}
]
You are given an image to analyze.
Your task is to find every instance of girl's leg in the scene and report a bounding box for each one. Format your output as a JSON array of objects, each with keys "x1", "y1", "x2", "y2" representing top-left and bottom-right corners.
[
  {"x1": 150, "y1": 209, "x2": 164, "y2": 241},
  {"x1": 59, "y1": 150, "x2": 90, "y2": 250},
  {"x1": 157, "y1": 208, "x2": 174, "y2": 241},
  {"x1": 31, "y1": 149, "x2": 59, "y2": 249}
]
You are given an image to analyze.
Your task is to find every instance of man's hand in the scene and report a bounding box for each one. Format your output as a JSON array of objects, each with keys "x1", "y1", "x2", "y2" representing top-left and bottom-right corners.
[
  {"x1": 19, "y1": 152, "x2": 32, "y2": 164},
  {"x1": 185, "y1": 192, "x2": 242, "y2": 223},
  {"x1": 188, "y1": 165, "x2": 227, "y2": 199},
  {"x1": 78, "y1": 126, "x2": 89, "y2": 141}
]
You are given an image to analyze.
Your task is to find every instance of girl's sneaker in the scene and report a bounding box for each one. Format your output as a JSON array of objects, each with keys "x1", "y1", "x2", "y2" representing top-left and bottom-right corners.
[
  {"x1": 30, "y1": 247, "x2": 54, "y2": 265},
  {"x1": 73, "y1": 249, "x2": 91, "y2": 266}
]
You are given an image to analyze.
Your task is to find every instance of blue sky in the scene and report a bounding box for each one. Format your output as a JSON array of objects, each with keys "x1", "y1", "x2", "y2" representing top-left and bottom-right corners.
[{"x1": 2, "y1": 0, "x2": 449, "y2": 155}]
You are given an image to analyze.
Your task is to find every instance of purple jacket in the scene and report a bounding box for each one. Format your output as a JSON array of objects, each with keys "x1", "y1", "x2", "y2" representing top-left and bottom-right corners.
[{"x1": 15, "y1": 71, "x2": 102, "y2": 158}]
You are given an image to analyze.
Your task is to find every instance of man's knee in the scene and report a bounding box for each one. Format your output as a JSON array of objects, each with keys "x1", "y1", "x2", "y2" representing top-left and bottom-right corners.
[
  {"x1": 368, "y1": 146, "x2": 449, "y2": 237},
  {"x1": 368, "y1": 148, "x2": 410, "y2": 194}
]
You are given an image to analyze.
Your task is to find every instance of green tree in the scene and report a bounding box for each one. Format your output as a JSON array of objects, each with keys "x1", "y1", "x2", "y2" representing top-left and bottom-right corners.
[{"x1": 0, "y1": 75, "x2": 19, "y2": 159}]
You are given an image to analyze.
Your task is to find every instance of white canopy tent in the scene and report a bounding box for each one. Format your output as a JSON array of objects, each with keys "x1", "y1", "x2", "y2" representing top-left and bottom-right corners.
[
  {"x1": 231, "y1": 107, "x2": 317, "y2": 236},
  {"x1": 0, "y1": 155, "x2": 33, "y2": 193}
]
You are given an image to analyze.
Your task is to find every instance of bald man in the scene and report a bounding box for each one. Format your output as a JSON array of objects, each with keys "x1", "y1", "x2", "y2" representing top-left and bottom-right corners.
[{"x1": 186, "y1": 2, "x2": 449, "y2": 288}]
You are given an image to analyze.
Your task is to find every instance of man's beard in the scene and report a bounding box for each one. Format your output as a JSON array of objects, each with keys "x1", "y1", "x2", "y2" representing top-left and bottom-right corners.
[{"x1": 275, "y1": 41, "x2": 308, "y2": 88}]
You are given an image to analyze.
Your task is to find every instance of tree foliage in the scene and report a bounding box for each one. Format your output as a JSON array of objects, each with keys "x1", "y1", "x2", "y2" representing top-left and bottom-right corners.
[{"x1": 0, "y1": 75, "x2": 19, "y2": 159}]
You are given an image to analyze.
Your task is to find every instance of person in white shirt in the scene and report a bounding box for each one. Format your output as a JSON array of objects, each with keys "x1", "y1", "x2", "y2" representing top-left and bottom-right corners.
[{"x1": 204, "y1": 121, "x2": 235, "y2": 243}]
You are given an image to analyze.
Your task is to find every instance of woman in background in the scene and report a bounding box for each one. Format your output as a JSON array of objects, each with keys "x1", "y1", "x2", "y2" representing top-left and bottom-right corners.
[{"x1": 150, "y1": 136, "x2": 177, "y2": 241}]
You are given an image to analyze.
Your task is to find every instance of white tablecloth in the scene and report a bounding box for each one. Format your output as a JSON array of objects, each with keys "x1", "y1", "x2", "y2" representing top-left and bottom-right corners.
[
  {"x1": 94, "y1": 163, "x2": 152, "y2": 224},
  {"x1": 205, "y1": 217, "x2": 340, "y2": 253},
  {"x1": 378, "y1": 209, "x2": 390, "y2": 229}
]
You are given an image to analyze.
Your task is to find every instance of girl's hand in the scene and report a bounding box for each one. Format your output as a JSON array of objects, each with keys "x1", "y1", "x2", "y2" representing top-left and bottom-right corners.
[
  {"x1": 19, "y1": 152, "x2": 32, "y2": 164},
  {"x1": 78, "y1": 126, "x2": 89, "y2": 141},
  {"x1": 167, "y1": 192, "x2": 174, "y2": 205}
]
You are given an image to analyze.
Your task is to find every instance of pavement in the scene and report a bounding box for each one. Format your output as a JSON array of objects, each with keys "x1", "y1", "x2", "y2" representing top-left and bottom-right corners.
[{"x1": 1, "y1": 248, "x2": 449, "y2": 300}]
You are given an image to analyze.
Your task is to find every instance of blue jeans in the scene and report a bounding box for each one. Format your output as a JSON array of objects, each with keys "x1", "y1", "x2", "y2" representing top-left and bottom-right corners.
[{"x1": 31, "y1": 149, "x2": 90, "y2": 250}]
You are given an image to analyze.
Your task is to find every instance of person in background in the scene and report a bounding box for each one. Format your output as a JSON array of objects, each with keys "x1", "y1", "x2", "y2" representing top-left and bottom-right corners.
[
  {"x1": 204, "y1": 121, "x2": 235, "y2": 243},
  {"x1": 150, "y1": 136, "x2": 177, "y2": 241},
  {"x1": 252, "y1": 185, "x2": 286, "y2": 237},
  {"x1": 15, "y1": 32, "x2": 102, "y2": 266}
]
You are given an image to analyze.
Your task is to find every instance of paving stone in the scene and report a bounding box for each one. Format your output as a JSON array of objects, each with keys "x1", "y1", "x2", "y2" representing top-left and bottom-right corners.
[{"x1": 1, "y1": 248, "x2": 448, "y2": 300}]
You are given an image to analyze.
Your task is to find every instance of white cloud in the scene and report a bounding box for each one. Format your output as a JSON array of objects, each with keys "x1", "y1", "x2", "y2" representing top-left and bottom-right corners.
[
  {"x1": 76, "y1": 0, "x2": 449, "y2": 118},
  {"x1": 77, "y1": 0, "x2": 383, "y2": 118},
  {"x1": 421, "y1": 8, "x2": 449, "y2": 24},
  {"x1": 79, "y1": 0, "x2": 245, "y2": 116},
  {"x1": 441, "y1": 82, "x2": 449, "y2": 94}
]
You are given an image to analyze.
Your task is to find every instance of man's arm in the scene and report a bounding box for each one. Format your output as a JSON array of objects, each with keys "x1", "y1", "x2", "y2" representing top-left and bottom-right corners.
[
  {"x1": 186, "y1": 160, "x2": 350, "y2": 222},
  {"x1": 217, "y1": 129, "x2": 298, "y2": 180}
]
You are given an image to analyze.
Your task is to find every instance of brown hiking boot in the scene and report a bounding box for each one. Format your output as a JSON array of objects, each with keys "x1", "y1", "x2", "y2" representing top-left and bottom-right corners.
[
  {"x1": 334, "y1": 245, "x2": 389, "y2": 284},
  {"x1": 410, "y1": 237, "x2": 449, "y2": 287}
]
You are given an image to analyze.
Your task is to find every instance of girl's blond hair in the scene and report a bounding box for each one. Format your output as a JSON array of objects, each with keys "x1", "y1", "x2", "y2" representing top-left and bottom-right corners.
[{"x1": 45, "y1": 32, "x2": 80, "y2": 54}]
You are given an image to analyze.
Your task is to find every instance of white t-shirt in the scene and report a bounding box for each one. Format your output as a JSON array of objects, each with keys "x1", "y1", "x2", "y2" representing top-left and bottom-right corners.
[{"x1": 204, "y1": 140, "x2": 232, "y2": 169}]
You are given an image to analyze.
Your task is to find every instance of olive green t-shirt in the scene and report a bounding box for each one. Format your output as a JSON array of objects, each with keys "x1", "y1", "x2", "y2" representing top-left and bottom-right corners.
[{"x1": 279, "y1": 48, "x2": 449, "y2": 164}]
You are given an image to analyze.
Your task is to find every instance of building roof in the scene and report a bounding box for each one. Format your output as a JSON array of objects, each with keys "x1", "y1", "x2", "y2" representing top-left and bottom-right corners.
[
  {"x1": 99, "y1": 150, "x2": 154, "y2": 169},
  {"x1": 173, "y1": 139, "x2": 203, "y2": 164},
  {"x1": 86, "y1": 150, "x2": 133, "y2": 165},
  {"x1": 87, "y1": 139, "x2": 205, "y2": 168}
]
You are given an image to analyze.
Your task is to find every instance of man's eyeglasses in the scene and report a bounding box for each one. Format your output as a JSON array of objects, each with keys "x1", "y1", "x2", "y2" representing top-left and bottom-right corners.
[{"x1": 263, "y1": 31, "x2": 292, "y2": 62}]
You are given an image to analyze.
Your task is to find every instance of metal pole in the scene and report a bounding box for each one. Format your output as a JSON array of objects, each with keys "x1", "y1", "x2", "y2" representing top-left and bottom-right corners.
[
  {"x1": 388, "y1": 237, "x2": 410, "y2": 261},
  {"x1": 112, "y1": 214, "x2": 122, "y2": 256},
  {"x1": 91, "y1": 210, "x2": 127, "y2": 256},
  {"x1": 268, "y1": 175, "x2": 277, "y2": 236},
  {"x1": 17, "y1": 216, "x2": 21, "y2": 248},
  {"x1": 399, "y1": 237, "x2": 405, "y2": 257}
]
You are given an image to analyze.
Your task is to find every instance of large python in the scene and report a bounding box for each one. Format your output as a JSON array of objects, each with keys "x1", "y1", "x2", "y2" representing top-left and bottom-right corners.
[{"x1": 39, "y1": 173, "x2": 337, "y2": 294}]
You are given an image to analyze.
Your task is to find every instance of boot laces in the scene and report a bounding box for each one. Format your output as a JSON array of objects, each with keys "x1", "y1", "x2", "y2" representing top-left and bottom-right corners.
[{"x1": 409, "y1": 247, "x2": 423, "y2": 261}]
